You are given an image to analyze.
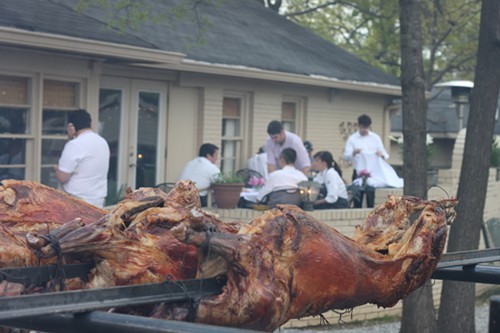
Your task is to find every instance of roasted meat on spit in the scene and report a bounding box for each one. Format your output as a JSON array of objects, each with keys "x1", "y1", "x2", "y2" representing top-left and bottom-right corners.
[
  {"x1": 1, "y1": 179, "x2": 456, "y2": 332},
  {"x1": 168, "y1": 196, "x2": 456, "y2": 331}
]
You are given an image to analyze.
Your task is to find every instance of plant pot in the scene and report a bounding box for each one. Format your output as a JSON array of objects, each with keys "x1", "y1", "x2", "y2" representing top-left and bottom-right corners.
[{"x1": 212, "y1": 183, "x2": 244, "y2": 209}]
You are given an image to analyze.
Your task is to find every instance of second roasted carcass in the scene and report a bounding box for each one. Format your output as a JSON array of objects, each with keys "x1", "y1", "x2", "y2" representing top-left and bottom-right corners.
[{"x1": 168, "y1": 196, "x2": 457, "y2": 331}]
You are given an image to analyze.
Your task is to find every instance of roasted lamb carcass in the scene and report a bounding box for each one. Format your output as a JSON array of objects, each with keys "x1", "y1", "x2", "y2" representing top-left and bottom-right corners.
[
  {"x1": 27, "y1": 180, "x2": 239, "y2": 289},
  {"x1": 168, "y1": 196, "x2": 457, "y2": 332}
]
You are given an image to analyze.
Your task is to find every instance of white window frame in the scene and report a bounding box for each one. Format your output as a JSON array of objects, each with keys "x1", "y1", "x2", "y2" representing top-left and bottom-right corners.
[
  {"x1": 281, "y1": 96, "x2": 305, "y2": 138},
  {"x1": 221, "y1": 91, "x2": 250, "y2": 174}
]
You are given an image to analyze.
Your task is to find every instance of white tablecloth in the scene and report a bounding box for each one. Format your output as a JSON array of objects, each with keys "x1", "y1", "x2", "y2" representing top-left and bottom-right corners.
[{"x1": 240, "y1": 188, "x2": 259, "y2": 203}]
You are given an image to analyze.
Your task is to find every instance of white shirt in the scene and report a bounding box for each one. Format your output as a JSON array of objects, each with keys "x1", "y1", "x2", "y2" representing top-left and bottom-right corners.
[
  {"x1": 246, "y1": 152, "x2": 269, "y2": 179},
  {"x1": 58, "y1": 131, "x2": 110, "y2": 207},
  {"x1": 256, "y1": 165, "x2": 307, "y2": 202},
  {"x1": 179, "y1": 157, "x2": 220, "y2": 196},
  {"x1": 343, "y1": 130, "x2": 389, "y2": 172},
  {"x1": 265, "y1": 131, "x2": 311, "y2": 172},
  {"x1": 314, "y1": 168, "x2": 348, "y2": 203}
]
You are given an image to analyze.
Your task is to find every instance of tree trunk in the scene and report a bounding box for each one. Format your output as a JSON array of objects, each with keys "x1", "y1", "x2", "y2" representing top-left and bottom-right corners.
[
  {"x1": 438, "y1": 1, "x2": 500, "y2": 332},
  {"x1": 399, "y1": 0, "x2": 437, "y2": 332}
]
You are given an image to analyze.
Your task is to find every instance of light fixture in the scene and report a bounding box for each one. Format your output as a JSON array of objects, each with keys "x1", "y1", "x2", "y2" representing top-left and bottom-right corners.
[{"x1": 298, "y1": 181, "x2": 321, "y2": 211}]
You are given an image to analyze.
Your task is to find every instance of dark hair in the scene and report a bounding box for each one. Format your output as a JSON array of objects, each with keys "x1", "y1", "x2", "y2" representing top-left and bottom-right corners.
[
  {"x1": 199, "y1": 143, "x2": 219, "y2": 158},
  {"x1": 68, "y1": 109, "x2": 91, "y2": 131},
  {"x1": 357, "y1": 114, "x2": 372, "y2": 127},
  {"x1": 313, "y1": 151, "x2": 343, "y2": 178},
  {"x1": 267, "y1": 120, "x2": 283, "y2": 135},
  {"x1": 280, "y1": 148, "x2": 297, "y2": 165},
  {"x1": 303, "y1": 140, "x2": 313, "y2": 152}
]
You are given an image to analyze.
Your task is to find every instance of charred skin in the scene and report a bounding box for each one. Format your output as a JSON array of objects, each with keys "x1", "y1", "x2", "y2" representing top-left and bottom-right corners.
[
  {"x1": 0, "y1": 179, "x2": 106, "y2": 226},
  {"x1": 0, "y1": 180, "x2": 106, "y2": 269},
  {"x1": 24, "y1": 180, "x2": 211, "y2": 289},
  {"x1": 0, "y1": 179, "x2": 456, "y2": 332},
  {"x1": 171, "y1": 196, "x2": 456, "y2": 332}
]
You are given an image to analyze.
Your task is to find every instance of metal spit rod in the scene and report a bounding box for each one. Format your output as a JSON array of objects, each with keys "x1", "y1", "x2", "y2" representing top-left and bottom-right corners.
[{"x1": 0, "y1": 277, "x2": 223, "y2": 321}]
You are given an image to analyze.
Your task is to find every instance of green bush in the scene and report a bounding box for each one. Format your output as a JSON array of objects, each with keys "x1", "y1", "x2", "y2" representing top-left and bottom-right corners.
[{"x1": 214, "y1": 172, "x2": 244, "y2": 184}]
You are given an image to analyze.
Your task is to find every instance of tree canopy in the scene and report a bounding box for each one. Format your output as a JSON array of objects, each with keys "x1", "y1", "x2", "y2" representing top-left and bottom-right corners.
[{"x1": 284, "y1": 0, "x2": 481, "y2": 88}]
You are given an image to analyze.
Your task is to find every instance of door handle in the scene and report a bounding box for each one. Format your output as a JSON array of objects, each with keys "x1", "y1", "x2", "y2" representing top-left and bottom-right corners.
[{"x1": 129, "y1": 163, "x2": 136, "y2": 167}]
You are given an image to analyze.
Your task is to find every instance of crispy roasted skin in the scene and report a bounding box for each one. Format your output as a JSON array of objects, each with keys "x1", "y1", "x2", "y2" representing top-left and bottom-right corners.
[
  {"x1": 26, "y1": 180, "x2": 228, "y2": 288},
  {"x1": 0, "y1": 180, "x2": 106, "y2": 269},
  {"x1": 0, "y1": 179, "x2": 106, "y2": 226},
  {"x1": 0, "y1": 179, "x2": 457, "y2": 332},
  {"x1": 170, "y1": 196, "x2": 457, "y2": 332}
]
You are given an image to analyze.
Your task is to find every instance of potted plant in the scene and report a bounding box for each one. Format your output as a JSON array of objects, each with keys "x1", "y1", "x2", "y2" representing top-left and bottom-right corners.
[{"x1": 211, "y1": 173, "x2": 244, "y2": 209}]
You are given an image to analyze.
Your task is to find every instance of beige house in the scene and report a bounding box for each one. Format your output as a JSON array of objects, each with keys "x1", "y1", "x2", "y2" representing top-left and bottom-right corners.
[{"x1": 0, "y1": 0, "x2": 401, "y2": 203}]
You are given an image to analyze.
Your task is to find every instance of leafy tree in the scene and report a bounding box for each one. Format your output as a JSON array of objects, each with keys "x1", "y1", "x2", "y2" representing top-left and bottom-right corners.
[
  {"x1": 284, "y1": 0, "x2": 480, "y2": 89},
  {"x1": 75, "y1": 0, "x2": 223, "y2": 44}
]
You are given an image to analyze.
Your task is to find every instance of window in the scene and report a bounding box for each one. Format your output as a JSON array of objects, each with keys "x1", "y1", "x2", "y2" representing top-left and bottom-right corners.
[
  {"x1": 40, "y1": 79, "x2": 79, "y2": 187},
  {"x1": 281, "y1": 101, "x2": 297, "y2": 133},
  {"x1": 281, "y1": 97, "x2": 305, "y2": 137},
  {"x1": 99, "y1": 88, "x2": 122, "y2": 203},
  {"x1": 221, "y1": 97, "x2": 243, "y2": 174},
  {"x1": 0, "y1": 75, "x2": 31, "y2": 181}
]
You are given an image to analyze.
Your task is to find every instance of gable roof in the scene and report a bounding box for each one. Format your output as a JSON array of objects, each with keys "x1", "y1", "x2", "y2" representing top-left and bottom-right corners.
[{"x1": 0, "y1": 0, "x2": 401, "y2": 93}]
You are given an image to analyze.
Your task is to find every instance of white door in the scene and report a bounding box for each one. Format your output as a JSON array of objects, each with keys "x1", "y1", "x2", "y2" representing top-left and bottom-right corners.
[{"x1": 99, "y1": 78, "x2": 167, "y2": 203}]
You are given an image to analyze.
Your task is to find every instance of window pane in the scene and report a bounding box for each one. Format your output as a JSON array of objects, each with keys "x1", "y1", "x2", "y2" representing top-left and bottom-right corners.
[
  {"x1": 43, "y1": 80, "x2": 78, "y2": 108},
  {"x1": 282, "y1": 101, "x2": 296, "y2": 133},
  {"x1": 40, "y1": 166, "x2": 58, "y2": 188},
  {"x1": 41, "y1": 137, "x2": 64, "y2": 187},
  {"x1": 282, "y1": 121, "x2": 295, "y2": 133},
  {"x1": 223, "y1": 98, "x2": 240, "y2": 118},
  {"x1": 0, "y1": 107, "x2": 29, "y2": 134},
  {"x1": 282, "y1": 102, "x2": 296, "y2": 120},
  {"x1": 99, "y1": 89, "x2": 122, "y2": 198},
  {"x1": 0, "y1": 138, "x2": 26, "y2": 180},
  {"x1": 0, "y1": 76, "x2": 28, "y2": 105},
  {"x1": 222, "y1": 119, "x2": 241, "y2": 137},
  {"x1": 42, "y1": 109, "x2": 74, "y2": 135},
  {"x1": 136, "y1": 92, "x2": 159, "y2": 188},
  {"x1": 221, "y1": 140, "x2": 240, "y2": 174},
  {"x1": 41, "y1": 138, "x2": 66, "y2": 165}
]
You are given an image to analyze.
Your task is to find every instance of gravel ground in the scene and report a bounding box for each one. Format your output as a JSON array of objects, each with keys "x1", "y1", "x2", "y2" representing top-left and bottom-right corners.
[{"x1": 280, "y1": 301, "x2": 490, "y2": 333}]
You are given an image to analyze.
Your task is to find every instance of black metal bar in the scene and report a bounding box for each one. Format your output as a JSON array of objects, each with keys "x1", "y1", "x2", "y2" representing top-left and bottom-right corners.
[
  {"x1": 490, "y1": 296, "x2": 500, "y2": 333},
  {"x1": 0, "y1": 278, "x2": 222, "y2": 320},
  {"x1": 437, "y1": 248, "x2": 500, "y2": 268},
  {"x1": 0, "y1": 311, "x2": 260, "y2": 333},
  {"x1": 432, "y1": 265, "x2": 500, "y2": 284},
  {"x1": 0, "y1": 262, "x2": 94, "y2": 284}
]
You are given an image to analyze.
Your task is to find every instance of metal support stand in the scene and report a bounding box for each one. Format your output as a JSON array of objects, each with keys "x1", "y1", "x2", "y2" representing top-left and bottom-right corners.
[{"x1": 490, "y1": 295, "x2": 500, "y2": 333}]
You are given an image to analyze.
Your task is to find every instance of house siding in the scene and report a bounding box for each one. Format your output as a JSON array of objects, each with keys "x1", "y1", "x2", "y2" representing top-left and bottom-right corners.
[{"x1": 0, "y1": 48, "x2": 395, "y2": 186}]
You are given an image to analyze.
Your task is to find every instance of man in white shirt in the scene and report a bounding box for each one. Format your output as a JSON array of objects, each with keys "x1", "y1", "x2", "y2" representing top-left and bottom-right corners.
[
  {"x1": 55, "y1": 109, "x2": 110, "y2": 208},
  {"x1": 265, "y1": 120, "x2": 310, "y2": 175},
  {"x1": 343, "y1": 114, "x2": 389, "y2": 208},
  {"x1": 179, "y1": 143, "x2": 221, "y2": 207},
  {"x1": 256, "y1": 148, "x2": 307, "y2": 207}
]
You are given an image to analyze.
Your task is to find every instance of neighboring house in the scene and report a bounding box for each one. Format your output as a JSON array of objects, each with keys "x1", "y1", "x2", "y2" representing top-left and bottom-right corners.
[
  {"x1": 0, "y1": 0, "x2": 401, "y2": 203},
  {"x1": 390, "y1": 83, "x2": 500, "y2": 172}
]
